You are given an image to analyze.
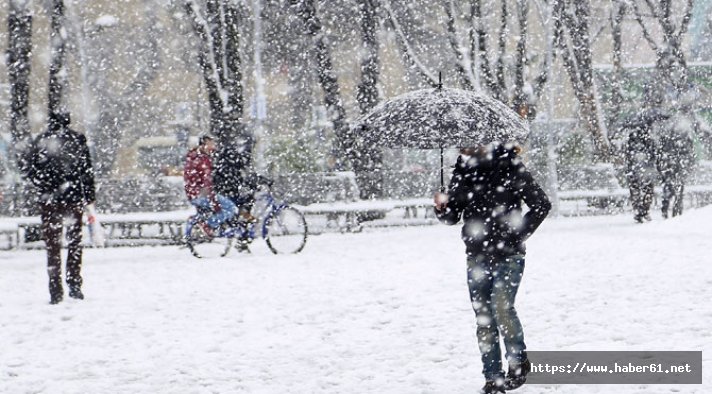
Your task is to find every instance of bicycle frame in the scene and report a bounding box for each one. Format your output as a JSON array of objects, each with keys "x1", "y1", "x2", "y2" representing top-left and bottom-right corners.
[
  {"x1": 252, "y1": 191, "x2": 290, "y2": 239},
  {"x1": 184, "y1": 190, "x2": 289, "y2": 242}
]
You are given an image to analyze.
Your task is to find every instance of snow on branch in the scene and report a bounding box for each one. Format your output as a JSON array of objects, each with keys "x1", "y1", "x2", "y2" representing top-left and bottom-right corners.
[
  {"x1": 444, "y1": 0, "x2": 476, "y2": 91},
  {"x1": 470, "y1": 0, "x2": 503, "y2": 100},
  {"x1": 676, "y1": 0, "x2": 695, "y2": 40},
  {"x1": 382, "y1": 0, "x2": 439, "y2": 88},
  {"x1": 628, "y1": 0, "x2": 659, "y2": 51},
  {"x1": 184, "y1": 0, "x2": 228, "y2": 111}
]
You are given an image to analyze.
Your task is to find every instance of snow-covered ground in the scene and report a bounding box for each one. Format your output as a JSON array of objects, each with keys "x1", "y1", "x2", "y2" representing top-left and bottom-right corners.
[{"x1": 1, "y1": 207, "x2": 710, "y2": 394}]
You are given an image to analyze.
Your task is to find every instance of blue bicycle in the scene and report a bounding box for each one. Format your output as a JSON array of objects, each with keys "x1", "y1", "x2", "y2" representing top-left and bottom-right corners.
[{"x1": 184, "y1": 180, "x2": 308, "y2": 258}]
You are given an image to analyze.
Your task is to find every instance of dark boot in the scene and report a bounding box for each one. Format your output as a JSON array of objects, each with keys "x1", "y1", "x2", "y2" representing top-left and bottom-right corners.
[
  {"x1": 480, "y1": 380, "x2": 506, "y2": 394},
  {"x1": 68, "y1": 287, "x2": 84, "y2": 300},
  {"x1": 49, "y1": 277, "x2": 63, "y2": 305},
  {"x1": 50, "y1": 286, "x2": 63, "y2": 304},
  {"x1": 504, "y1": 359, "x2": 531, "y2": 391}
]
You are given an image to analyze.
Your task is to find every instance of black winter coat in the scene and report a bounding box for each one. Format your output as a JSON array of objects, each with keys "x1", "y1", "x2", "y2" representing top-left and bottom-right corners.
[
  {"x1": 625, "y1": 126, "x2": 658, "y2": 183},
  {"x1": 656, "y1": 115, "x2": 695, "y2": 183},
  {"x1": 623, "y1": 109, "x2": 667, "y2": 183},
  {"x1": 436, "y1": 145, "x2": 551, "y2": 258},
  {"x1": 213, "y1": 146, "x2": 253, "y2": 201},
  {"x1": 23, "y1": 127, "x2": 96, "y2": 206}
]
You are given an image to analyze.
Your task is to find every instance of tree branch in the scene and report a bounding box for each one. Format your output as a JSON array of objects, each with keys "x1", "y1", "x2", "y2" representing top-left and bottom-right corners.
[
  {"x1": 356, "y1": 0, "x2": 381, "y2": 114},
  {"x1": 645, "y1": 0, "x2": 674, "y2": 41},
  {"x1": 609, "y1": 1, "x2": 626, "y2": 123},
  {"x1": 48, "y1": 0, "x2": 69, "y2": 115},
  {"x1": 445, "y1": 0, "x2": 475, "y2": 90},
  {"x1": 513, "y1": 0, "x2": 529, "y2": 110},
  {"x1": 382, "y1": 0, "x2": 439, "y2": 87},
  {"x1": 495, "y1": 0, "x2": 509, "y2": 97},
  {"x1": 8, "y1": 0, "x2": 33, "y2": 148},
  {"x1": 629, "y1": 0, "x2": 659, "y2": 51},
  {"x1": 470, "y1": 0, "x2": 502, "y2": 98},
  {"x1": 554, "y1": 2, "x2": 583, "y2": 98},
  {"x1": 676, "y1": 0, "x2": 694, "y2": 40},
  {"x1": 206, "y1": 0, "x2": 227, "y2": 88},
  {"x1": 184, "y1": 0, "x2": 227, "y2": 111}
]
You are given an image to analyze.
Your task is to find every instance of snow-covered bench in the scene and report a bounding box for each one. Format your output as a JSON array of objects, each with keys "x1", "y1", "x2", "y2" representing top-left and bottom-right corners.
[
  {"x1": 298, "y1": 198, "x2": 438, "y2": 233},
  {"x1": 2, "y1": 212, "x2": 191, "y2": 250},
  {"x1": 557, "y1": 185, "x2": 712, "y2": 215},
  {"x1": 0, "y1": 222, "x2": 19, "y2": 250}
]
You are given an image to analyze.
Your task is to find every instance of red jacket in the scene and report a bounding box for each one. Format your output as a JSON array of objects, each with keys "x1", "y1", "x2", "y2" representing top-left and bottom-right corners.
[{"x1": 184, "y1": 148, "x2": 214, "y2": 200}]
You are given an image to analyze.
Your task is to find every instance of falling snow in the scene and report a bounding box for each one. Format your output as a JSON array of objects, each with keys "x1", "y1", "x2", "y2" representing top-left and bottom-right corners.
[{"x1": 0, "y1": 1, "x2": 711, "y2": 393}]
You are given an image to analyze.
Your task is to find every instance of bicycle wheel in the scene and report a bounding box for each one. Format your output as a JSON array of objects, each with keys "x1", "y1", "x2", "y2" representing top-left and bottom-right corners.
[
  {"x1": 265, "y1": 207, "x2": 308, "y2": 254},
  {"x1": 186, "y1": 221, "x2": 235, "y2": 258}
]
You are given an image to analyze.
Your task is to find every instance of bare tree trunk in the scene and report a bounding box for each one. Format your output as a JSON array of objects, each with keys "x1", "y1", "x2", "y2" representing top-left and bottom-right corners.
[
  {"x1": 531, "y1": 0, "x2": 553, "y2": 101},
  {"x1": 8, "y1": 0, "x2": 34, "y2": 216},
  {"x1": 444, "y1": 0, "x2": 475, "y2": 90},
  {"x1": 512, "y1": 0, "x2": 529, "y2": 118},
  {"x1": 206, "y1": 0, "x2": 226, "y2": 88},
  {"x1": 356, "y1": 0, "x2": 380, "y2": 115},
  {"x1": 190, "y1": 0, "x2": 228, "y2": 138},
  {"x1": 554, "y1": 0, "x2": 609, "y2": 161},
  {"x1": 184, "y1": 1, "x2": 245, "y2": 143},
  {"x1": 8, "y1": 0, "x2": 33, "y2": 155},
  {"x1": 225, "y1": 3, "x2": 244, "y2": 120},
  {"x1": 609, "y1": 1, "x2": 626, "y2": 126},
  {"x1": 216, "y1": 0, "x2": 251, "y2": 192},
  {"x1": 468, "y1": 0, "x2": 548, "y2": 118},
  {"x1": 292, "y1": 0, "x2": 351, "y2": 170},
  {"x1": 495, "y1": 0, "x2": 508, "y2": 96},
  {"x1": 355, "y1": 0, "x2": 383, "y2": 198},
  {"x1": 606, "y1": 0, "x2": 628, "y2": 166},
  {"x1": 48, "y1": 0, "x2": 69, "y2": 116},
  {"x1": 224, "y1": 1, "x2": 247, "y2": 157},
  {"x1": 470, "y1": 0, "x2": 504, "y2": 101},
  {"x1": 185, "y1": 0, "x2": 248, "y2": 198}
]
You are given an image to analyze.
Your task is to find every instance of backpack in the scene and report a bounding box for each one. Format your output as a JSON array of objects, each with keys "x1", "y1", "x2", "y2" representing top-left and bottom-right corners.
[{"x1": 23, "y1": 131, "x2": 78, "y2": 196}]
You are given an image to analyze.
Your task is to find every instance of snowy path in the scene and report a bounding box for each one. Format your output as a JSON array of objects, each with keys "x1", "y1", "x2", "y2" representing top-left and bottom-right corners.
[{"x1": 1, "y1": 208, "x2": 710, "y2": 393}]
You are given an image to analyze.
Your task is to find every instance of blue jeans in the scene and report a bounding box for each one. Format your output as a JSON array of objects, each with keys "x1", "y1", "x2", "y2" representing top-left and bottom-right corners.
[
  {"x1": 467, "y1": 253, "x2": 527, "y2": 380},
  {"x1": 190, "y1": 195, "x2": 236, "y2": 229}
]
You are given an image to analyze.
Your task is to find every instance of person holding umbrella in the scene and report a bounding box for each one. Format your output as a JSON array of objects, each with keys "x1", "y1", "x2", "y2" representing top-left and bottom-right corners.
[
  {"x1": 434, "y1": 142, "x2": 550, "y2": 394},
  {"x1": 354, "y1": 82, "x2": 544, "y2": 392}
]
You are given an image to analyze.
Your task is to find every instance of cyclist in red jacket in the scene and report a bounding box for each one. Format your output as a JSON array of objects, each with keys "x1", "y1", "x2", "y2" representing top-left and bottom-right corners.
[{"x1": 184, "y1": 135, "x2": 236, "y2": 235}]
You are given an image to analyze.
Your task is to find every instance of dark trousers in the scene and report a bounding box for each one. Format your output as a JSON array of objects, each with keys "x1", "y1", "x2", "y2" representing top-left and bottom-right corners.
[
  {"x1": 661, "y1": 179, "x2": 684, "y2": 218},
  {"x1": 628, "y1": 178, "x2": 654, "y2": 219},
  {"x1": 467, "y1": 254, "x2": 527, "y2": 380},
  {"x1": 40, "y1": 202, "x2": 84, "y2": 297}
]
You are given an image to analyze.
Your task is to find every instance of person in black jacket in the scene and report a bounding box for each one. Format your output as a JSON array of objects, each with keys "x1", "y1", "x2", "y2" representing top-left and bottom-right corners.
[
  {"x1": 624, "y1": 110, "x2": 663, "y2": 223},
  {"x1": 656, "y1": 114, "x2": 695, "y2": 219},
  {"x1": 23, "y1": 112, "x2": 96, "y2": 304},
  {"x1": 212, "y1": 142, "x2": 257, "y2": 223},
  {"x1": 434, "y1": 143, "x2": 550, "y2": 394}
]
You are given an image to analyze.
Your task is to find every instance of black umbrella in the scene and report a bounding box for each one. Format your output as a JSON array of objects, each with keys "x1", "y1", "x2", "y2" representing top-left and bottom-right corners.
[
  {"x1": 618, "y1": 108, "x2": 670, "y2": 130},
  {"x1": 354, "y1": 85, "x2": 529, "y2": 191}
]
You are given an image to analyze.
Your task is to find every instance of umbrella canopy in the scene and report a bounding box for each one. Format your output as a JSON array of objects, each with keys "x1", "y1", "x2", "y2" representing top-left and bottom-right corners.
[
  {"x1": 353, "y1": 87, "x2": 529, "y2": 149},
  {"x1": 618, "y1": 108, "x2": 670, "y2": 130}
]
